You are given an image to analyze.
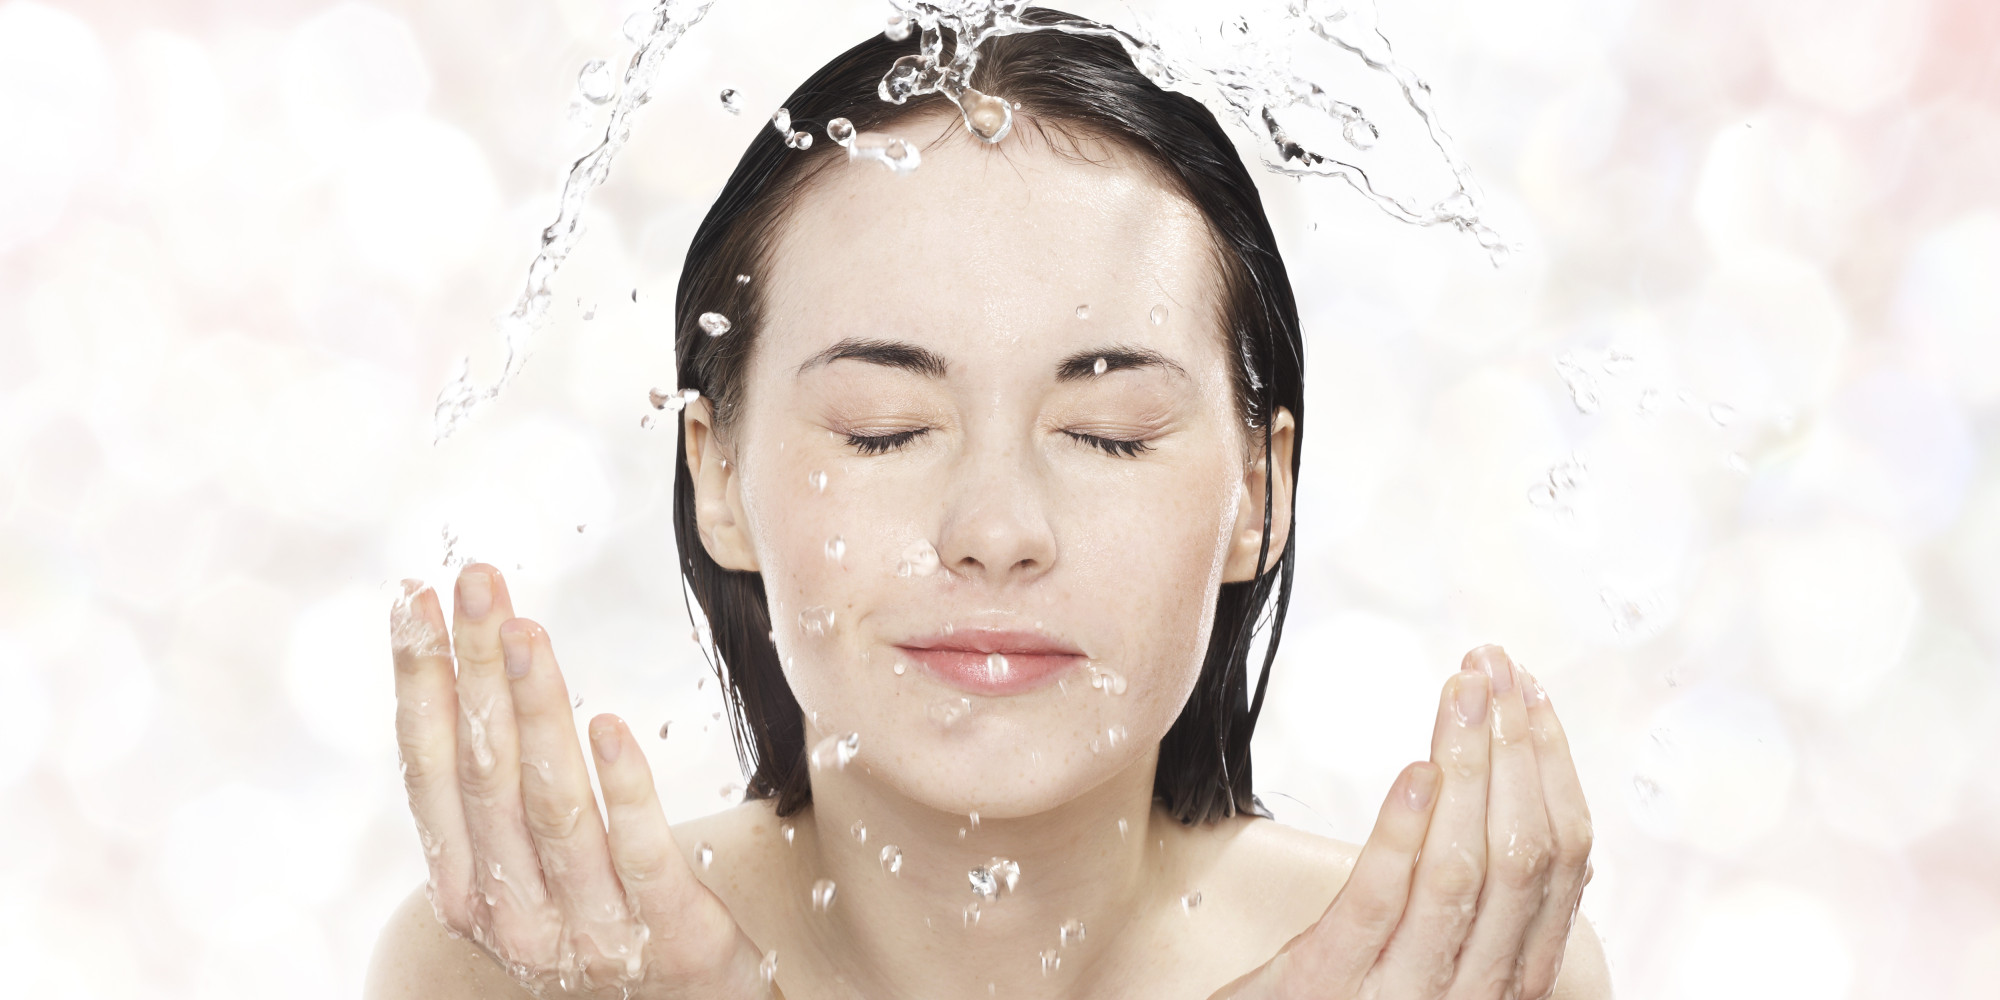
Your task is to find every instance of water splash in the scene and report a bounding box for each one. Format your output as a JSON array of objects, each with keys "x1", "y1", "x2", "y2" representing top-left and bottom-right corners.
[
  {"x1": 809, "y1": 731, "x2": 861, "y2": 770},
  {"x1": 437, "y1": 0, "x2": 1504, "y2": 441},
  {"x1": 878, "y1": 1, "x2": 1510, "y2": 257},
  {"x1": 432, "y1": 0, "x2": 719, "y2": 443}
]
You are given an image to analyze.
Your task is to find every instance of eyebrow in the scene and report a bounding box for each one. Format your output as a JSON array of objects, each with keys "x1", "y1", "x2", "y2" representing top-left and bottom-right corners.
[
  {"x1": 793, "y1": 338, "x2": 1189, "y2": 383},
  {"x1": 795, "y1": 338, "x2": 950, "y2": 379},
  {"x1": 1055, "y1": 345, "x2": 1189, "y2": 382}
]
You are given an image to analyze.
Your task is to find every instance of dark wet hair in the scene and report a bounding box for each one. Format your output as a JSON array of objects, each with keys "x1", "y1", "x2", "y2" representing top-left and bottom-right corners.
[{"x1": 672, "y1": 7, "x2": 1303, "y2": 824}]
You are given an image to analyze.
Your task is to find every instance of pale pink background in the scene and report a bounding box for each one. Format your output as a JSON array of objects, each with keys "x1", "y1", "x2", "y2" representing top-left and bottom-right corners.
[{"x1": 1, "y1": 0, "x2": 1996, "y2": 996}]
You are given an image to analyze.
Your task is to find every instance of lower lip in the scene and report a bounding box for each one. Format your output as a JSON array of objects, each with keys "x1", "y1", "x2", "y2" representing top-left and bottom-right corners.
[{"x1": 897, "y1": 648, "x2": 1082, "y2": 696}]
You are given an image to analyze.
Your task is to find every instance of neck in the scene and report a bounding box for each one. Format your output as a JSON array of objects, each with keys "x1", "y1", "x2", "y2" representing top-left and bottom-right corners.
[{"x1": 792, "y1": 728, "x2": 1173, "y2": 998}]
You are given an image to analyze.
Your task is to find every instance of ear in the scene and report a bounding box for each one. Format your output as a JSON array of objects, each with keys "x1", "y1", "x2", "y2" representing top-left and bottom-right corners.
[
  {"x1": 683, "y1": 396, "x2": 761, "y2": 572},
  {"x1": 1221, "y1": 405, "x2": 1296, "y2": 583}
]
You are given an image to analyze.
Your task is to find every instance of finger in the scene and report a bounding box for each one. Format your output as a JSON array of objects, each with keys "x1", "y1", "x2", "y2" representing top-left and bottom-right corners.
[
  {"x1": 1264, "y1": 761, "x2": 1442, "y2": 997},
  {"x1": 502, "y1": 619, "x2": 625, "y2": 922},
  {"x1": 449, "y1": 565, "x2": 554, "y2": 936},
  {"x1": 391, "y1": 581, "x2": 475, "y2": 926},
  {"x1": 1449, "y1": 646, "x2": 1557, "y2": 998},
  {"x1": 1371, "y1": 668, "x2": 1492, "y2": 996},
  {"x1": 1512, "y1": 667, "x2": 1594, "y2": 999},
  {"x1": 590, "y1": 715, "x2": 748, "y2": 977}
]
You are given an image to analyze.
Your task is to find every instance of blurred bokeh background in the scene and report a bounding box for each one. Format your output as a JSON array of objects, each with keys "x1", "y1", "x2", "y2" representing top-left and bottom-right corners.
[{"x1": 2, "y1": 0, "x2": 1996, "y2": 996}]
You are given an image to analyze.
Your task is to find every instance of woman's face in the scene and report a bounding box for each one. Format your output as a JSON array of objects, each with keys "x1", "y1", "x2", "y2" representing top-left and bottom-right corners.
[{"x1": 686, "y1": 119, "x2": 1291, "y2": 819}]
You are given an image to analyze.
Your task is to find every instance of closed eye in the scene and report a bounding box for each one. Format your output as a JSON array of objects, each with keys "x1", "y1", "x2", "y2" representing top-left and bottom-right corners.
[
  {"x1": 846, "y1": 428, "x2": 930, "y2": 455},
  {"x1": 1064, "y1": 430, "x2": 1153, "y2": 458}
]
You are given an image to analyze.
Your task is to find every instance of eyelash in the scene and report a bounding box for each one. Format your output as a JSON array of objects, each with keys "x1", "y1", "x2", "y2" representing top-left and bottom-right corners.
[
  {"x1": 1065, "y1": 430, "x2": 1154, "y2": 458},
  {"x1": 845, "y1": 429, "x2": 929, "y2": 455},
  {"x1": 843, "y1": 428, "x2": 1153, "y2": 458}
]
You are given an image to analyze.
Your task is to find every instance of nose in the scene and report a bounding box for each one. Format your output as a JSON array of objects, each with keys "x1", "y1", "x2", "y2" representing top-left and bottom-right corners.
[{"x1": 934, "y1": 431, "x2": 1057, "y2": 586}]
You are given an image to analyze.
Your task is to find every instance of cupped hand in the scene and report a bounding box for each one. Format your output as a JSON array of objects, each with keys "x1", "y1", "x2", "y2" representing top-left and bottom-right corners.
[
  {"x1": 391, "y1": 564, "x2": 774, "y2": 998},
  {"x1": 1217, "y1": 645, "x2": 1594, "y2": 1000}
]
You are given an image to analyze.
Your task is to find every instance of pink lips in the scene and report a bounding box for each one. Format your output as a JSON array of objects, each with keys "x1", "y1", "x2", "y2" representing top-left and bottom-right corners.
[{"x1": 896, "y1": 629, "x2": 1084, "y2": 696}]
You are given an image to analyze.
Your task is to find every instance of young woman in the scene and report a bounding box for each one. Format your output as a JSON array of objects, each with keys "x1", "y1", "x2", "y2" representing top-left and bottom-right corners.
[{"x1": 370, "y1": 11, "x2": 1608, "y2": 1000}]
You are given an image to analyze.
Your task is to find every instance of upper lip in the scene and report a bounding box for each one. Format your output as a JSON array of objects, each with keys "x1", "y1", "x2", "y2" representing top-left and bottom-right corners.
[{"x1": 896, "y1": 629, "x2": 1084, "y2": 656}]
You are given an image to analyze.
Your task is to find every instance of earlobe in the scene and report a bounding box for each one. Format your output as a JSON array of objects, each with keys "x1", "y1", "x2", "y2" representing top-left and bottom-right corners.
[
  {"x1": 1220, "y1": 406, "x2": 1296, "y2": 584},
  {"x1": 683, "y1": 398, "x2": 762, "y2": 572}
]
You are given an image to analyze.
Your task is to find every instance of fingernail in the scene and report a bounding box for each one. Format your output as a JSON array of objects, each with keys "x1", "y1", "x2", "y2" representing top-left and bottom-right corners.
[
  {"x1": 501, "y1": 624, "x2": 531, "y2": 679},
  {"x1": 1455, "y1": 671, "x2": 1489, "y2": 727},
  {"x1": 592, "y1": 723, "x2": 621, "y2": 763},
  {"x1": 1480, "y1": 645, "x2": 1514, "y2": 694},
  {"x1": 458, "y1": 570, "x2": 492, "y2": 619},
  {"x1": 1404, "y1": 765, "x2": 1439, "y2": 811},
  {"x1": 1523, "y1": 669, "x2": 1547, "y2": 706}
]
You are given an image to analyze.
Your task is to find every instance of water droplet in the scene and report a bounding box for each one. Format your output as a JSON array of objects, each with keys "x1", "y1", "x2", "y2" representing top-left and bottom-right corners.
[
  {"x1": 734, "y1": 272, "x2": 751, "y2": 285},
  {"x1": 648, "y1": 387, "x2": 673, "y2": 409},
  {"x1": 880, "y1": 844, "x2": 903, "y2": 874},
  {"x1": 897, "y1": 538, "x2": 940, "y2": 577},
  {"x1": 1093, "y1": 357, "x2": 1108, "y2": 376},
  {"x1": 696, "y1": 842, "x2": 714, "y2": 870},
  {"x1": 1060, "y1": 918, "x2": 1086, "y2": 946},
  {"x1": 851, "y1": 820, "x2": 868, "y2": 843},
  {"x1": 576, "y1": 58, "x2": 615, "y2": 104},
  {"x1": 992, "y1": 858, "x2": 1019, "y2": 892},
  {"x1": 572, "y1": 694, "x2": 583, "y2": 708},
  {"x1": 956, "y1": 85, "x2": 1014, "y2": 142},
  {"x1": 809, "y1": 469, "x2": 829, "y2": 492},
  {"x1": 810, "y1": 732, "x2": 861, "y2": 771},
  {"x1": 1180, "y1": 891, "x2": 1202, "y2": 913},
  {"x1": 963, "y1": 901, "x2": 982, "y2": 926},
  {"x1": 827, "y1": 117, "x2": 856, "y2": 147},
  {"x1": 968, "y1": 867, "x2": 998, "y2": 899},
  {"x1": 658, "y1": 721, "x2": 671, "y2": 739},
  {"x1": 1075, "y1": 304, "x2": 1090, "y2": 319},
  {"x1": 1040, "y1": 949, "x2": 1060, "y2": 975},
  {"x1": 719, "y1": 782, "x2": 742, "y2": 800},
  {"x1": 879, "y1": 54, "x2": 925, "y2": 104},
  {"x1": 798, "y1": 606, "x2": 836, "y2": 637},
  {"x1": 785, "y1": 130, "x2": 813, "y2": 150},
  {"x1": 1602, "y1": 350, "x2": 1637, "y2": 376},
  {"x1": 782, "y1": 822, "x2": 795, "y2": 845},
  {"x1": 698, "y1": 311, "x2": 732, "y2": 337},
  {"x1": 849, "y1": 132, "x2": 922, "y2": 174},
  {"x1": 892, "y1": 660, "x2": 906, "y2": 676},
  {"x1": 1087, "y1": 665, "x2": 1128, "y2": 695},
  {"x1": 1638, "y1": 388, "x2": 1662, "y2": 414},
  {"x1": 1105, "y1": 724, "x2": 1127, "y2": 747},
  {"x1": 825, "y1": 536, "x2": 846, "y2": 562},
  {"x1": 968, "y1": 810, "x2": 980, "y2": 830},
  {"x1": 883, "y1": 11, "x2": 912, "y2": 40},
  {"x1": 928, "y1": 697, "x2": 972, "y2": 727},
  {"x1": 985, "y1": 652, "x2": 1010, "y2": 682},
  {"x1": 639, "y1": 414, "x2": 655, "y2": 430},
  {"x1": 621, "y1": 11, "x2": 655, "y2": 43},
  {"x1": 759, "y1": 950, "x2": 777, "y2": 985},
  {"x1": 1149, "y1": 304, "x2": 1168, "y2": 325},
  {"x1": 718, "y1": 88, "x2": 742, "y2": 114},
  {"x1": 1117, "y1": 818, "x2": 1128, "y2": 839},
  {"x1": 1709, "y1": 402, "x2": 1737, "y2": 426},
  {"x1": 811, "y1": 878, "x2": 837, "y2": 912},
  {"x1": 770, "y1": 107, "x2": 791, "y2": 135},
  {"x1": 1554, "y1": 354, "x2": 1601, "y2": 414}
]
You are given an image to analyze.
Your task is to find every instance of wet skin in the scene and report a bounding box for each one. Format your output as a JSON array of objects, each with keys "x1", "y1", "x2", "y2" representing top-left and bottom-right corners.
[{"x1": 369, "y1": 117, "x2": 1608, "y2": 1000}]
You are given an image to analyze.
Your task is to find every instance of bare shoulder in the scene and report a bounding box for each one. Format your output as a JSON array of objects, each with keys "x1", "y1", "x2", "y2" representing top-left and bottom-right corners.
[
  {"x1": 669, "y1": 798, "x2": 805, "y2": 935},
  {"x1": 363, "y1": 884, "x2": 534, "y2": 1000},
  {"x1": 1158, "y1": 812, "x2": 1360, "y2": 981}
]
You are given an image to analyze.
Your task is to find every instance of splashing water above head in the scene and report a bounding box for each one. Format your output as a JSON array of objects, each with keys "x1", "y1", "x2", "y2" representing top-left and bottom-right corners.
[{"x1": 434, "y1": 0, "x2": 1506, "y2": 443}]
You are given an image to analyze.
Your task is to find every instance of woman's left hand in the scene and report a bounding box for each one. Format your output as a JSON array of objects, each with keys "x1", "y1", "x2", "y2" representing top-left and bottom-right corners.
[{"x1": 1215, "y1": 644, "x2": 1595, "y2": 1000}]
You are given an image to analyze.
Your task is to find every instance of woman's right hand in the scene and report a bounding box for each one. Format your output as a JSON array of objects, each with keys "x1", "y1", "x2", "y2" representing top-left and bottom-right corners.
[{"x1": 390, "y1": 563, "x2": 774, "y2": 998}]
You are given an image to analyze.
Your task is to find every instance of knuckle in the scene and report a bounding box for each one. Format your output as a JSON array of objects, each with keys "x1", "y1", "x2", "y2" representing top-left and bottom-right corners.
[
  {"x1": 1337, "y1": 888, "x2": 1400, "y2": 932},
  {"x1": 1494, "y1": 840, "x2": 1553, "y2": 890},
  {"x1": 523, "y1": 794, "x2": 587, "y2": 842},
  {"x1": 1428, "y1": 856, "x2": 1484, "y2": 898},
  {"x1": 1556, "y1": 819, "x2": 1595, "y2": 868}
]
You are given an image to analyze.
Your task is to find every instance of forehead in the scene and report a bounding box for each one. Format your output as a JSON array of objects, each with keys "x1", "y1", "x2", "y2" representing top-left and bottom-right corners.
[{"x1": 757, "y1": 118, "x2": 1226, "y2": 365}]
